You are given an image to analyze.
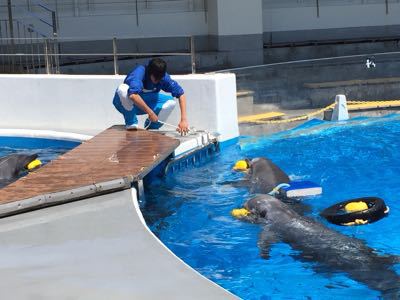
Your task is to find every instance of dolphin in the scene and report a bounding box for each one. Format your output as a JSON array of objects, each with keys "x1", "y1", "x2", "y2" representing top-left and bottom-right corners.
[
  {"x1": 227, "y1": 157, "x2": 310, "y2": 214},
  {"x1": 0, "y1": 153, "x2": 39, "y2": 188},
  {"x1": 244, "y1": 157, "x2": 290, "y2": 194},
  {"x1": 242, "y1": 194, "x2": 400, "y2": 297},
  {"x1": 224, "y1": 157, "x2": 290, "y2": 193}
]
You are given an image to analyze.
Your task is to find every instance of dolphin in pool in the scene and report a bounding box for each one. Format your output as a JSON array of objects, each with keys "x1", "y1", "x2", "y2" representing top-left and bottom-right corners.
[
  {"x1": 230, "y1": 157, "x2": 290, "y2": 194},
  {"x1": 243, "y1": 157, "x2": 290, "y2": 194},
  {"x1": 0, "y1": 153, "x2": 40, "y2": 188},
  {"x1": 242, "y1": 194, "x2": 400, "y2": 297},
  {"x1": 229, "y1": 157, "x2": 310, "y2": 214}
]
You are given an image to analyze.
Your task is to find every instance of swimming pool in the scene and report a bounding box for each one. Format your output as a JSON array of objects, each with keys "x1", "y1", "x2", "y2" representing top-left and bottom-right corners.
[
  {"x1": 0, "y1": 137, "x2": 80, "y2": 187},
  {"x1": 143, "y1": 114, "x2": 400, "y2": 299}
]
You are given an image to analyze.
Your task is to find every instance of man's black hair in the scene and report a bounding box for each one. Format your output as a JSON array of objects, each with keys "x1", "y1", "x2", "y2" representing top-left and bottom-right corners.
[{"x1": 148, "y1": 58, "x2": 167, "y2": 81}]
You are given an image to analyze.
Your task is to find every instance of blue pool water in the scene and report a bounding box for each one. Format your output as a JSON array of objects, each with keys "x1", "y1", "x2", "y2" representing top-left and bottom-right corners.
[
  {"x1": 0, "y1": 137, "x2": 79, "y2": 185},
  {"x1": 143, "y1": 114, "x2": 400, "y2": 299}
]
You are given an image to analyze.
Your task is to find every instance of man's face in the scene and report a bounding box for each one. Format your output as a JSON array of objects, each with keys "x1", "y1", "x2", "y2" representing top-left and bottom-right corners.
[{"x1": 150, "y1": 75, "x2": 161, "y2": 84}]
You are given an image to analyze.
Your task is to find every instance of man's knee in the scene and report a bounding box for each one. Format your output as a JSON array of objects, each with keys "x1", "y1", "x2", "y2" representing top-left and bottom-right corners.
[
  {"x1": 117, "y1": 83, "x2": 133, "y2": 111},
  {"x1": 161, "y1": 99, "x2": 176, "y2": 111}
]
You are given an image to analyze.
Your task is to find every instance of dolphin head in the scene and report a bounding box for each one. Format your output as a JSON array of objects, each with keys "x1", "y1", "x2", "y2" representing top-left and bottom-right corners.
[
  {"x1": 244, "y1": 157, "x2": 271, "y2": 177},
  {"x1": 0, "y1": 153, "x2": 41, "y2": 183},
  {"x1": 248, "y1": 157, "x2": 271, "y2": 174},
  {"x1": 232, "y1": 157, "x2": 273, "y2": 174},
  {"x1": 21, "y1": 154, "x2": 41, "y2": 171},
  {"x1": 244, "y1": 195, "x2": 277, "y2": 220}
]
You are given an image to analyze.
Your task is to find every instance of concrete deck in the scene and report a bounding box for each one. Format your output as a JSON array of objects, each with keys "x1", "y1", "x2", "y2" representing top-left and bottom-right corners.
[{"x1": 0, "y1": 188, "x2": 236, "y2": 299}]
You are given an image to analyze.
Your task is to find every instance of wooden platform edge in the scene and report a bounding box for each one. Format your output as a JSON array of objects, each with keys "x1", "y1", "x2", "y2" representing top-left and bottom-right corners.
[{"x1": 0, "y1": 177, "x2": 133, "y2": 219}]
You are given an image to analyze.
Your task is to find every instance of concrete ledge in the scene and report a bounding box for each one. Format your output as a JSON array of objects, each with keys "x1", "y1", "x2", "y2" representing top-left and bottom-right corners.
[
  {"x1": 0, "y1": 188, "x2": 237, "y2": 299},
  {"x1": 305, "y1": 77, "x2": 400, "y2": 89},
  {"x1": 0, "y1": 129, "x2": 92, "y2": 142}
]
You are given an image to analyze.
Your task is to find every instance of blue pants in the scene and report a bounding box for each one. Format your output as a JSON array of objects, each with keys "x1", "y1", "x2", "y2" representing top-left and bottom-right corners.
[{"x1": 113, "y1": 91, "x2": 174, "y2": 129}]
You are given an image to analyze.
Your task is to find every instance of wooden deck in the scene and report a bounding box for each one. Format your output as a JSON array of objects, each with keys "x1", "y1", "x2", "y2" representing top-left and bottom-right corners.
[{"x1": 0, "y1": 126, "x2": 179, "y2": 209}]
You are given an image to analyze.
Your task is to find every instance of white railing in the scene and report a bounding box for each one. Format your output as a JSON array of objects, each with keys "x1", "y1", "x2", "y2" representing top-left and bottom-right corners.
[
  {"x1": 0, "y1": 0, "x2": 207, "y2": 18},
  {"x1": 0, "y1": 36, "x2": 196, "y2": 75},
  {"x1": 263, "y1": 0, "x2": 400, "y2": 9}
]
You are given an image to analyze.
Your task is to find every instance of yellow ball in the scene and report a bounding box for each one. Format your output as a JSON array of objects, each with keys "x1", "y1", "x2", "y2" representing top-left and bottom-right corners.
[
  {"x1": 233, "y1": 160, "x2": 249, "y2": 171},
  {"x1": 344, "y1": 201, "x2": 368, "y2": 213},
  {"x1": 231, "y1": 208, "x2": 250, "y2": 218},
  {"x1": 27, "y1": 159, "x2": 42, "y2": 171}
]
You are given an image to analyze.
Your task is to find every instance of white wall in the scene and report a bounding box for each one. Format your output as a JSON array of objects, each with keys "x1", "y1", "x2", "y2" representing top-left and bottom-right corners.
[
  {"x1": 3, "y1": 1, "x2": 400, "y2": 41},
  {"x1": 217, "y1": 0, "x2": 263, "y2": 36},
  {"x1": 169, "y1": 74, "x2": 239, "y2": 142},
  {"x1": 0, "y1": 0, "x2": 208, "y2": 40},
  {"x1": 263, "y1": 3, "x2": 400, "y2": 32},
  {"x1": 0, "y1": 73, "x2": 238, "y2": 143},
  {"x1": 207, "y1": 0, "x2": 263, "y2": 36},
  {"x1": 58, "y1": 12, "x2": 208, "y2": 39}
]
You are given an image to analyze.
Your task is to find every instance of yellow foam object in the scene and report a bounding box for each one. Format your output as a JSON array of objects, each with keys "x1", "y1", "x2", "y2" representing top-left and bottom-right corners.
[
  {"x1": 344, "y1": 201, "x2": 368, "y2": 212},
  {"x1": 238, "y1": 112, "x2": 286, "y2": 123},
  {"x1": 343, "y1": 219, "x2": 368, "y2": 226},
  {"x1": 233, "y1": 160, "x2": 248, "y2": 171},
  {"x1": 27, "y1": 159, "x2": 42, "y2": 171},
  {"x1": 231, "y1": 208, "x2": 250, "y2": 218}
]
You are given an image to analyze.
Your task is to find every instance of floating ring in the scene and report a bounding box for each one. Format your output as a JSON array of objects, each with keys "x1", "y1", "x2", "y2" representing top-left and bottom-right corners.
[{"x1": 320, "y1": 197, "x2": 389, "y2": 226}]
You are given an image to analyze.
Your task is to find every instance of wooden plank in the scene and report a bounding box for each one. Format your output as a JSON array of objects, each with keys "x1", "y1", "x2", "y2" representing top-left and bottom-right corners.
[
  {"x1": 347, "y1": 101, "x2": 400, "y2": 111},
  {"x1": 0, "y1": 126, "x2": 179, "y2": 205},
  {"x1": 238, "y1": 111, "x2": 285, "y2": 123},
  {"x1": 304, "y1": 77, "x2": 400, "y2": 89}
]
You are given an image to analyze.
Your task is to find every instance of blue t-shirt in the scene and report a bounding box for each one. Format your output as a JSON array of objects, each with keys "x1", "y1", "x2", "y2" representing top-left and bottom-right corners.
[{"x1": 124, "y1": 64, "x2": 184, "y2": 98}]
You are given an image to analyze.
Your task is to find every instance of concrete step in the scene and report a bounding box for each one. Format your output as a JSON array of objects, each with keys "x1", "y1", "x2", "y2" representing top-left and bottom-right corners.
[{"x1": 237, "y1": 90, "x2": 254, "y2": 116}]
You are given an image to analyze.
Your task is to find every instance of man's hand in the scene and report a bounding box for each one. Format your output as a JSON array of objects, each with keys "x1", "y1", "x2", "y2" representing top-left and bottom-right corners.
[
  {"x1": 148, "y1": 111, "x2": 158, "y2": 123},
  {"x1": 177, "y1": 119, "x2": 189, "y2": 136}
]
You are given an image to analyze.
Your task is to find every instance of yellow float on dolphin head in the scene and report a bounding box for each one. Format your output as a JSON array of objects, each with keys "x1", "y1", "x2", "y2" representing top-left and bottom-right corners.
[
  {"x1": 231, "y1": 208, "x2": 250, "y2": 219},
  {"x1": 26, "y1": 159, "x2": 42, "y2": 171},
  {"x1": 233, "y1": 158, "x2": 250, "y2": 172}
]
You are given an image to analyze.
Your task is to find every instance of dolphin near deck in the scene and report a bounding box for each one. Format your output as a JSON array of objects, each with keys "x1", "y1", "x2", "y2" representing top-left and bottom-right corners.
[
  {"x1": 232, "y1": 157, "x2": 290, "y2": 194},
  {"x1": 227, "y1": 157, "x2": 311, "y2": 214},
  {"x1": 242, "y1": 195, "x2": 400, "y2": 297},
  {"x1": 0, "y1": 154, "x2": 40, "y2": 188}
]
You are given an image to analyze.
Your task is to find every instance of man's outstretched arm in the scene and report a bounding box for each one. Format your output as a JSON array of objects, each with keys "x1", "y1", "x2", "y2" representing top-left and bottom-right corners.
[
  {"x1": 177, "y1": 94, "x2": 189, "y2": 135},
  {"x1": 130, "y1": 94, "x2": 158, "y2": 123}
]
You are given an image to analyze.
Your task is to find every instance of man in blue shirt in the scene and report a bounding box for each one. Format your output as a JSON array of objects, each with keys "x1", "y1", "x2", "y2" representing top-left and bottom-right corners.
[{"x1": 113, "y1": 58, "x2": 189, "y2": 134}]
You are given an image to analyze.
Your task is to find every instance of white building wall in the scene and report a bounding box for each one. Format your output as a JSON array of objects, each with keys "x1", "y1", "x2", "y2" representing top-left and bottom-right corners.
[
  {"x1": 58, "y1": 11, "x2": 208, "y2": 39},
  {"x1": 208, "y1": 0, "x2": 263, "y2": 36},
  {"x1": 263, "y1": 2, "x2": 400, "y2": 33},
  {"x1": 0, "y1": 0, "x2": 209, "y2": 39},
  {"x1": 2, "y1": 0, "x2": 400, "y2": 40},
  {"x1": 2, "y1": 0, "x2": 400, "y2": 41}
]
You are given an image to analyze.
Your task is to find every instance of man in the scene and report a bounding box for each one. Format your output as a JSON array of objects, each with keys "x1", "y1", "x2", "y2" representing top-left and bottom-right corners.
[{"x1": 113, "y1": 58, "x2": 189, "y2": 134}]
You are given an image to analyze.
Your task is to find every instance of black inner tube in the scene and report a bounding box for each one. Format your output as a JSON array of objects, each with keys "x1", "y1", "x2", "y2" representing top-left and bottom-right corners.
[{"x1": 320, "y1": 197, "x2": 388, "y2": 225}]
